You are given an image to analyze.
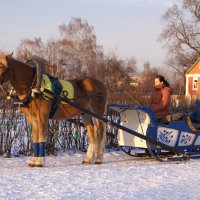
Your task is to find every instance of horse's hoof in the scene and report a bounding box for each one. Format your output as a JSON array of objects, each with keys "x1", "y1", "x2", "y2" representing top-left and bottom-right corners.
[
  {"x1": 94, "y1": 157, "x2": 103, "y2": 164},
  {"x1": 34, "y1": 164, "x2": 44, "y2": 167},
  {"x1": 34, "y1": 157, "x2": 45, "y2": 167},
  {"x1": 28, "y1": 163, "x2": 35, "y2": 167},
  {"x1": 82, "y1": 160, "x2": 90, "y2": 165},
  {"x1": 94, "y1": 161, "x2": 102, "y2": 164},
  {"x1": 28, "y1": 157, "x2": 38, "y2": 167}
]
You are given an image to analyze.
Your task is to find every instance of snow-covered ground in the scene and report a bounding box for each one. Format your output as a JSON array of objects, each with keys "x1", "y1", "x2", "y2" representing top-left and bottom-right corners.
[{"x1": 0, "y1": 150, "x2": 200, "y2": 200}]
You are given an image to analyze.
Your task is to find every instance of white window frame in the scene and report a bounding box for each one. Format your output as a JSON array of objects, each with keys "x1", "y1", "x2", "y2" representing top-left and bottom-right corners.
[{"x1": 193, "y1": 77, "x2": 198, "y2": 90}]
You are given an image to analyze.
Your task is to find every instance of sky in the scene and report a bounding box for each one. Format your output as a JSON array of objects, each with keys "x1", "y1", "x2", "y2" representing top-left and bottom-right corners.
[{"x1": 0, "y1": 0, "x2": 182, "y2": 69}]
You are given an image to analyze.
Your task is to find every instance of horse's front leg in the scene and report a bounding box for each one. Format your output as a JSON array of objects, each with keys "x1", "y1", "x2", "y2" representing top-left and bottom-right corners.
[
  {"x1": 33, "y1": 117, "x2": 48, "y2": 167},
  {"x1": 27, "y1": 119, "x2": 40, "y2": 167},
  {"x1": 27, "y1": 115, "x2": 48, "y2": 167}
]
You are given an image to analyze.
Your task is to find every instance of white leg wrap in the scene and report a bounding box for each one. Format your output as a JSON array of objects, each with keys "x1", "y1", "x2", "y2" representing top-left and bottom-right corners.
[{"x1": 84, "y1": 144, "x2": 95, "y2": 163}]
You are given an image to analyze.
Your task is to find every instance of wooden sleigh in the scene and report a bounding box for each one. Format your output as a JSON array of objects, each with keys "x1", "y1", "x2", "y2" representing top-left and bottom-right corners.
[{"x1": 108, "y1": 104, "x2": 200, "y2": 161}]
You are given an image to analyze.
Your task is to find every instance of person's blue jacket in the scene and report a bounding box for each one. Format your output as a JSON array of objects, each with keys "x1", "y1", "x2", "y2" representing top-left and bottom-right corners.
[{"x1": 190, "y1": 100, "x2": 200, "y2": 124}]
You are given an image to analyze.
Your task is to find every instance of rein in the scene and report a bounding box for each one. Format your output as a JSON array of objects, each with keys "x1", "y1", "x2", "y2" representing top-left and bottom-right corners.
[
  {"x1": 63, "y1": 93, "x2": 104, "y2": 102},
  {"x1": 62, "y1": 81, "x2": 104, "y2": 103}
]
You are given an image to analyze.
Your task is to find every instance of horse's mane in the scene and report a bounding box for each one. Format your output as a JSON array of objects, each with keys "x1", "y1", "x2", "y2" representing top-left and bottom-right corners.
[{"x1": 25, "y1": 56, "x2": 47, "y2": 71}]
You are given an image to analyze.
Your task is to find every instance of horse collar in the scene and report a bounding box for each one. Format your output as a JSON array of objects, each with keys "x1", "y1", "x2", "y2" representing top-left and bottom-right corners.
[{"x1": 20, "y1": 72, "x2": 37, "y2": 96}]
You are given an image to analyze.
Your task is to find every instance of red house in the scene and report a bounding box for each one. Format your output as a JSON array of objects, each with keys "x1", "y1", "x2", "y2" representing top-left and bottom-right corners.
[{"x1": 185, "y1": 58, "x2": 200, "y2": 96}]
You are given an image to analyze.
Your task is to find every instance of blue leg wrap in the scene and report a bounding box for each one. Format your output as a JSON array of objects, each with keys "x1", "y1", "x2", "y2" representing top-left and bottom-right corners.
[
  {"x1": 33, "y1": 143, "x2": 39, "y2": 157},
  {"x1": 39, "y1": 142, "x2": 46, "y2": 157}
]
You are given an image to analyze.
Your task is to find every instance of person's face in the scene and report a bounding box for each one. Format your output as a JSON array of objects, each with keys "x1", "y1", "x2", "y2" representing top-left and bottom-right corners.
[{"x1": 154, "y1": 78, "x2": 162, "y2": 86}]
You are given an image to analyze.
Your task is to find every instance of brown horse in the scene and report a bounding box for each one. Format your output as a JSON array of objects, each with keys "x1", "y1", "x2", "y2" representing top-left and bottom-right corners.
[{"x1": 0, "y1": 53, "x2": 107, "y2": 167}]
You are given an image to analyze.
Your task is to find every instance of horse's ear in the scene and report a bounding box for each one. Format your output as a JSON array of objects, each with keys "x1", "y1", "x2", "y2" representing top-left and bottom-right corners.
[{"x1": 6, "y1": 52, "x2": 13, "y2": 61}]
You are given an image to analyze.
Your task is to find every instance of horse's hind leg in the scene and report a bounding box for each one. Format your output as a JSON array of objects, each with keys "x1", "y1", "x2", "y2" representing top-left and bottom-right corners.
[
  {"x1": 82, "y1": 114, "x2": 95, "y2": 164},
  {"x1": 94, "y1": 119, "x2": 106, "y2": 164}
]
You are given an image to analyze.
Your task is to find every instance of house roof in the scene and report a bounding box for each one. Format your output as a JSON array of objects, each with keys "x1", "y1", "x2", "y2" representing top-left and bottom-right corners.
[{"x1": 185, "y1": 57, "x2": 200, "y2": 74}]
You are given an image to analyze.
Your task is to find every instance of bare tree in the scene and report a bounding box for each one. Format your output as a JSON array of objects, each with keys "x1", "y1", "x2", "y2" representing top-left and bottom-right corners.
[
  {"x1": 140, "y1": 66, "x2": 159, "y2": 94},
  {"x1": 16, "y1": 38, "x2": 45, "y2": 61},
  {"x1": 143, "y1": 61, "x2": 151, "y2": 72},
  {"x1": 96, "y1": 54, "x2": 136, "y2": 93},
  {"x1": 16, "y1": 17, "x2": 104, "y2": 80},
  {"x1": 183, "y1": 0, "x2": 200, "y2": 20},
  {"x1": 57, "y1": 17, "x2": 104, "y2": 79},
  {"x1": 159, "y1": 1, "x2": 200, "y2": 76},
  {"x1": 125, "y1": 56, "x2": 137, "y2": 74},
  {"x1": 14, "y1": 17, "x2": 138, "y2": 99}
]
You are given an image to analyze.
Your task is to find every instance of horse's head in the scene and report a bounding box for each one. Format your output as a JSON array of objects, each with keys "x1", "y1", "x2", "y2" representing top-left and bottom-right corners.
[{"x1": 0, "y1": 52, "x2": 13, "y2": 84}]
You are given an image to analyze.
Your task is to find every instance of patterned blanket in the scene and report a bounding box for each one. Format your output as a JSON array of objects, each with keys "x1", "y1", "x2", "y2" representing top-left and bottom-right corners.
[{"x1": 41, "y1": 74, "x2": 74, "y2": 103}]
